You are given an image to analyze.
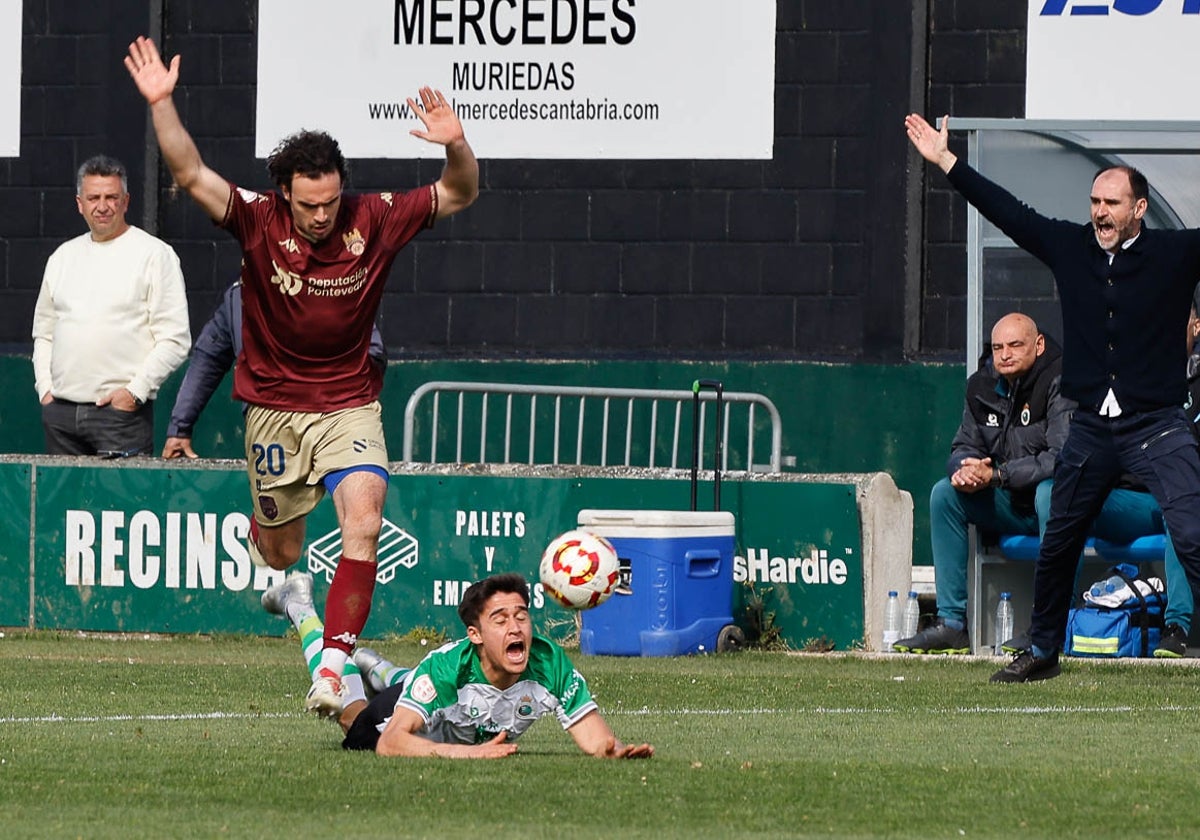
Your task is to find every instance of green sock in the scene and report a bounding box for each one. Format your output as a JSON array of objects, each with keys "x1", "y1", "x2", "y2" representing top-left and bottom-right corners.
[
  {"x1": 298, "y1": 615, "x2": 363, "y2": 702},
  {"x1": 298, "y1": 616, "x2": 324, "y2": 679}
]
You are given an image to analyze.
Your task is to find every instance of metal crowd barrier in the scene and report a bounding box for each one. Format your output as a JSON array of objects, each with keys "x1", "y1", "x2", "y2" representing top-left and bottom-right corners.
[{"x1": 401, "y1": 381, "x2": 783, "y2": 473}]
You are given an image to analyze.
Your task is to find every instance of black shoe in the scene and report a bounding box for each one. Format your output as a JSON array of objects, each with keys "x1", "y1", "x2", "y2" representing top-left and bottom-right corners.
[
  {"x1": 893, "y1": 621, "x2": 970, "y2": 654},
  {"x1": 1001, "y1": 630, "x2": 1031, "y2": 655},
  {"x1": 989, "y1": 650, "x2": 1061, "y2": 683},
  {"x1": 1154, "y1": 623, "x2": 1188, "y2": 659}
]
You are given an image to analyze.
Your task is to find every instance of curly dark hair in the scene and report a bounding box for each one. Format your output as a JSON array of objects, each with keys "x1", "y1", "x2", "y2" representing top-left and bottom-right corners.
[
  {"x1": 266, "y1": 130, "x2": 349, "y2": 189},
  {"x1": 457, "y1": 573, "x2": 531, "y2": 629}
]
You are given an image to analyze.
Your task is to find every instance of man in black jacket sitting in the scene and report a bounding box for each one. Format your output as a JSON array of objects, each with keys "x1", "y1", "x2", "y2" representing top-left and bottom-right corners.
[{"x1": 895, "y1": 313, "x2": 1069, "y2": 654}]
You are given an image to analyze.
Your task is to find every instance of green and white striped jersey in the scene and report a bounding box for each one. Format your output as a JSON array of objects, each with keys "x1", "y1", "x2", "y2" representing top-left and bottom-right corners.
[{"x1": 392, "y1": 633, "x2": 598, "y2": 745}]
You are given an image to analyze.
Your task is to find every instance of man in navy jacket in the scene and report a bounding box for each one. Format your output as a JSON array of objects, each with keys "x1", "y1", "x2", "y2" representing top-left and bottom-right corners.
[{"x1": 907, "y1": 114, "x2": 1200, "y2": 681}]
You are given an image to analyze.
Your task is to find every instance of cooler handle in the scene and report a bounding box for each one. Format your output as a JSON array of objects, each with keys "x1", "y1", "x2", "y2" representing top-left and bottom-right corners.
[{"x1": 685, "y1": 549, "x2": 722, "y2": 579}]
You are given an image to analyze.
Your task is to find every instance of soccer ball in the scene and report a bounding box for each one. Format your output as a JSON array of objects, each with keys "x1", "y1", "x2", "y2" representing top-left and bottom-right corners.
[{"x1": 539, "y1": 529, "x2": 621, "y2": 610}]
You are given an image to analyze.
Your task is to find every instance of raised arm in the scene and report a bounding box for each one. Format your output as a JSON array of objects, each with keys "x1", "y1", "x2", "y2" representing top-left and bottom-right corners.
[
  {"x1": 567, "y1": 710, "x2": 655, "y2": 759},
  {"x1": 905, "y1": 113, "x2": 958, "y2": 174},
  {"x1": 406, "y1": 87, "x2": 479, "y2": 220},
  {"x1": 125, "y1": 37, "x2": 232, "y2": 222},
  {"x1": 908, "y1": 112, "x2": 1066, "y2": 263}
]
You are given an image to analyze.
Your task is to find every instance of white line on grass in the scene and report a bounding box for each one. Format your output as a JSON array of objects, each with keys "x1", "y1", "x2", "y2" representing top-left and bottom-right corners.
[
  {"x1": 6, "y1": 704, "x2": 1200, "y2": 726},
  {"x1": 607, "y1": 704, "x2": 1200, "y2": 716},
  {"x1": 957, "y1": 704, "x2": 1200, "y2": 714},
  {"x1": 0, "y1": 712, "x2": 300, "y2": 724}
]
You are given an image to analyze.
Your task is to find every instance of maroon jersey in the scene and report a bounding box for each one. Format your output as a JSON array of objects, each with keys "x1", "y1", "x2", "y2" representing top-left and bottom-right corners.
[{"x1": 220, "y1": 183, "x2": 435, "y2": 412}]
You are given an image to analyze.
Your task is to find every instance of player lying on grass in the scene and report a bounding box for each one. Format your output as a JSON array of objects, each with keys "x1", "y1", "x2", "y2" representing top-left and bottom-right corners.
[{"x1": 262, "y1": 571, "x2": 655, "y2": 759}]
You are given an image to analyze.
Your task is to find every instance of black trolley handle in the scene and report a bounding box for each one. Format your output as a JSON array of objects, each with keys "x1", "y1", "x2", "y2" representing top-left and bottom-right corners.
[{"x1": 691, "y1": 379, "x2": 724, "y2": 511}]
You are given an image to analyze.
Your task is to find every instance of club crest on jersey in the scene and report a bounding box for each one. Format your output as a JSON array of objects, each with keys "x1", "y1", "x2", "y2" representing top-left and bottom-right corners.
[
  {"x1": 1020, "y1": 404, "x2": 1031, "y2": 426},
  {"x1": 270, "y1": 259, "x2": 303, "y2": 296},
  {"x1": 343, "y1": 227, "x2": 366, "y2": 256},
  {"x1": 411, "y1": 674, "x2": 437, "y2": 704}
]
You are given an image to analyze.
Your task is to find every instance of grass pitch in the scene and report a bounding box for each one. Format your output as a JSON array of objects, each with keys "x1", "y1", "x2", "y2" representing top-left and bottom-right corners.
[{"x1": 2, "y1": 632, "x2": 1200, "y2": 838}]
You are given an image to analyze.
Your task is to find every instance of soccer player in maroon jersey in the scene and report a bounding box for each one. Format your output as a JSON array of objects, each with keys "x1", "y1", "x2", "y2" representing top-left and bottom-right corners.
[{"x1": 124, "y1": 35, "x2": 479, "y2": 717}]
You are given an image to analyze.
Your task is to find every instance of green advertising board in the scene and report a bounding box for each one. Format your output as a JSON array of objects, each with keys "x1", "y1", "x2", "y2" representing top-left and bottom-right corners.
[
  {"x1": 0, "y1": 463, "x2": 30, "y2": 627},
  {"x1": 9, "y1": 460, "x2": 883, "y2": 650},
  {"x1": 32, "y1": 465, "x2": 286, "y2": 635},
  {"x1": 729, "y1": 479, "x2": 864, "y2": 647}
]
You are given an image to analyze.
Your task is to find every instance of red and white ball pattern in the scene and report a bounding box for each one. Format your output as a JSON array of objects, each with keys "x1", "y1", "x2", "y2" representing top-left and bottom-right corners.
[{"x1": 539, "y1": 529, "x2": 621, "y2": 610}]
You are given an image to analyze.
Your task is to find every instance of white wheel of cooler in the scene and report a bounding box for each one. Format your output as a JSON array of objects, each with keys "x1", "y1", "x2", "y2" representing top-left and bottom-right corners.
[{"x1": 716, "y1": 624, "x2": 745, "y2": 653}]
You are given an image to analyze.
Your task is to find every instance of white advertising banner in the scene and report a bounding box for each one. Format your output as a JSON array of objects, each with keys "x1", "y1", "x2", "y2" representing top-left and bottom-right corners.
[
  {"x1": 1, "y1": 0, "x2": 20, "y2": 156},
  {"x1": 1027, "y1": 0, "x2": 1200, "y2": 120},
  {"x1": 256, "y1": 0, "x2": 776, "y2": 159}
]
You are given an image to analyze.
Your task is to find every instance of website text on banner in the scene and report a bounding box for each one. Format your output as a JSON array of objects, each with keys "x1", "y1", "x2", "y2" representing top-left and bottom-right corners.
[{"x1": 256, "y1": 0, "x2": 776, "y2": 160}]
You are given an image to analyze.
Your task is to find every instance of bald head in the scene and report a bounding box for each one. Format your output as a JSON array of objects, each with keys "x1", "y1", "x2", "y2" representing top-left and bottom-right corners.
[{"x1": 990, "y1": 313, "x2": 1044, "y2": 383}]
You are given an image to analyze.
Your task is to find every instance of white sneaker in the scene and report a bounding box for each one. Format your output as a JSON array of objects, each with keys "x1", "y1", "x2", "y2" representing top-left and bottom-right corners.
[
  {"x1": 305, "y1": 671, "x2": 346, "y2": 718},
  {"x1": 352, "y1": 646, "x2": 385, "y2": 677},
  {"x1": 261, "y1": 571, "x2": 314, "y2": 616},
  {"x1": 353, "y1": 647, "x2": 409, "y2": 694}
]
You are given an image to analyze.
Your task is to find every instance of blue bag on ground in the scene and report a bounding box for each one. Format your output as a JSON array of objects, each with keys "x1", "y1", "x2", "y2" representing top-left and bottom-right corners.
[{"x1": 1064, "y1": 564, "x2": 1165, "y2": 658}]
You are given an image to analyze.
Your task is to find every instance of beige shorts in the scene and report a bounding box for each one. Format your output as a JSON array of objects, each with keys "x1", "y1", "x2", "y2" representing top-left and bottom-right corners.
[{"x1": 244, "y1": 401, "x2": 388, "y2": 526}]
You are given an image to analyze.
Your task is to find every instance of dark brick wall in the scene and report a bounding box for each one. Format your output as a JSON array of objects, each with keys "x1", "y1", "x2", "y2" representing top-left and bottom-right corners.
[
  {"x1": 0, "y1": 1, "x2": 1026, "y2": 361},
  {"x1": 919, "y1": 0, "x2": 1029, "y2": 354},
  {"x1": 3, "y1": 1, "x2": 154, "y2": 348}
]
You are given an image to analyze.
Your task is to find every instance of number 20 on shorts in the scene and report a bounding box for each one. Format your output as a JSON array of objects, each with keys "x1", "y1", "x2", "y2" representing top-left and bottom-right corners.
[{"x1": 251, "y1": 442, "x2": 286, "y2": 476}]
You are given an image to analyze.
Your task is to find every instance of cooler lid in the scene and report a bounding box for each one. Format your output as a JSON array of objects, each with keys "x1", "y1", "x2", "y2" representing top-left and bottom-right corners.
[{"x1": 577, "y1": 509, "x2": 735, "y2": 535}]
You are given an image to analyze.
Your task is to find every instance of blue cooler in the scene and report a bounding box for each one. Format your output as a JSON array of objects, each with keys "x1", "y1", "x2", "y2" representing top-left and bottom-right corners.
[{"x1": 577, "y1": 509, "x2": 738, "y2": 656}]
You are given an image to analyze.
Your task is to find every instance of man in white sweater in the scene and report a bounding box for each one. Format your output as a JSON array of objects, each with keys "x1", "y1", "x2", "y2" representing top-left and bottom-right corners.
[{"x1": 32, "y1": 155, "x2": 191, "y2": 456}]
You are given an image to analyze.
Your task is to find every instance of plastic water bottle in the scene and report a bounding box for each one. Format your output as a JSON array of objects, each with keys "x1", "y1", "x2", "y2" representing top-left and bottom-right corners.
[
  {"x1": 882, "y1": 591, "x2": 901, "y2": 652},
  {"x1": 1089, "y1": 575, "x2": 1124, "y2": 599},
  {"x1": 994, "y1": 592, "x2": 1014, "y2": 656},
  {"x1": 902, "y1": 590, "x2": 921, "y2": 639}
]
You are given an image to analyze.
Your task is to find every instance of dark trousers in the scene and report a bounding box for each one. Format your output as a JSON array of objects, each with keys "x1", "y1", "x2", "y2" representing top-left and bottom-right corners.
[
  {"x1": 341, "y1": 683, "x2": 404, "y2": 751},
  {"x1": 41, "y1": 398, "x2": 154, "y2": 456},
  {"x1": 1031, "y1": 406, "x2": 1200, "y2": 652}
]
